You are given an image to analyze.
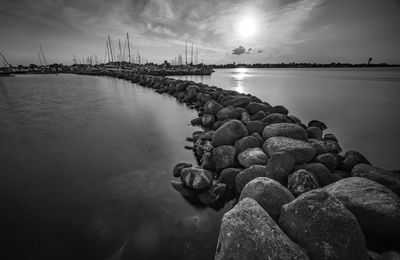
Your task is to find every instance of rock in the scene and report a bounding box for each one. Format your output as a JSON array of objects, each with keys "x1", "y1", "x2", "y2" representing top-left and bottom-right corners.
[
  {"x1": 234, "y1": 136, "x2": 260, "y2": 155},
  {"x1": 323, "y1": 133, "x2": 338, "y2": 143},
  {"x1": 204, "y1": 100, "x2": 223, "y2": 115},
  {"x1": 192, "y1": 131, "x2": 204, "y2": 142},
  {"x1": 236, "y1": 165, "x2": 266, "y2": 193},
  {"x1": 211, "y1": 120, "x2": 248, "y2": 147},
  {"x1": 279, "y1": 190, "x2": 368, "y2": 260},
  {"x1": 201, "y1": 114, "x2": 215, "y2": 127},
  {"x1": 342, "y1": 150, "x2": 371, "y2": 172},
  {"x1": 251, "y1": 133, "x2": 264, "y2": 146},
  {"x1": 262, "y1": 123, "x2": 308, "y2": 141},
  {"x1": 190, "y1": 117, "x2": 203, "y2": 126},
  {"x1": 295, "y1": 163, "x2": 336, "y2": 187},
  {"x1": 213, "y1": 145, "x2": 236, "y2": 171},
  {"x1": 250, "y1": 110, "x2": 267, "y2": 120},
  {"x1": 216, "y1": 106, "x2": 240, "y2": 121},
  {"x1": 262, "y1": 137, "x2": 316, "y2": 164},
  {"x1": 306, "y1": 126, "x2": 323, "y2": 140},
  {"x1": 314, "y1": 153, "x2": 338, "y2": 172},
  {"x1": 194, "y1": 139, "x2": 213, "y2": 158},
  {"x1": 199, "y1": 130, "x2": 214, "y2": 141},
  {"x1": 246, "y1": 102, "x2": 269, "y2": 115},
  {"x1": 308, "y1": 120, "x2": 327, "y2": 131},
  {"x1": 308, "y1": 139, "x2": 342, "y2": 154},
  {"x1": 262, "y1": 113, "x2": 293, "y2": 125},
  {"x1": 240, "y1": 177, "x2": 294, "y2": 221},
  {"x1": 324, "y1": 177, "x2": 400, "y2": 242},
  {"x1": 173, "y1": 162, "x2": 192, "y2": 177},
  {"x1": 201, "y1": 151, "x2": 214, "y2": 171},
  {"x1": 180, "y1": 167, "x2": 214, "y2": 190},
  {"x1": 240, "y1": 111, "x2": 251, "y2": 124},
  {"x1": 238, "y1": 148, "x2": 269, "y2": 168},
  {"x1": 186, "y1": 85, "x2": 198, "y2": 99},
  {"x1": 215, "y1": 198, "x2": 310, "y2": 260},
  {"x1": 273, "y1": 105, "x2": 289, "y2": 115},
  {"x1": 220, "y1": 96, "x2": 251, "y2": 108},
  {"x1": 218, "y1": 168, "x2": 242, "y2": 188},
  {"x1": 245, "y1": 120, "x2": 266, "y2": 135},
  {"x1": 287, "y1": 169, "x2": 320, "y2": 197},
  {"x1": 265, "y1": 151, "x2": 295, "y2": 186},
  {"x1": 352, "y1": 164, "x2": 400, "y2": 196},
  {"x1": 198, "y1": 183, "x2": 227, "y2": 208},
  {"x1": 287, "y1": 115, "x2": 302, "y2": 124},
  {"x1": 171, "y1": 180, "x2": 198, "y2": 199}
]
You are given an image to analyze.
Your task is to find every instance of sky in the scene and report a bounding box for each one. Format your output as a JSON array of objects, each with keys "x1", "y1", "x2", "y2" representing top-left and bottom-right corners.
[{"x1": 0, "y1": 0, "x2": 399, "y2": 65}]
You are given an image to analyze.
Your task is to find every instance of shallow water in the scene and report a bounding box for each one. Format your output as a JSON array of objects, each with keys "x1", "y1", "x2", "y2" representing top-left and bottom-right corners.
[
  {"x1": 173, "y1": 67, "x2": 400, "y2": 169},
  {"x1": 0, "y1": 74, "x2": 226, "y2": 260}
]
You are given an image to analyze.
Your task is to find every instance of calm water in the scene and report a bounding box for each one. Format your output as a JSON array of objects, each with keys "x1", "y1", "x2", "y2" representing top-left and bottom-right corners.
[
  {"x1": 0, "y1": 74, "x2": 226, "y2": 260},
  {"x1": 174, "y1": 67, "x2": 400, "y2": 169}
]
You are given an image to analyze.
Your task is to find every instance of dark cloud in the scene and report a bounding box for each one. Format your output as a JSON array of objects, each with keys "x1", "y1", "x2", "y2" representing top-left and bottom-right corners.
[
  {"x1": 257, "y1": 50, "x2": 262, "y2": 53},
  {"x1": 232, "y1": 46, "x2": 246, "y2": 55}
]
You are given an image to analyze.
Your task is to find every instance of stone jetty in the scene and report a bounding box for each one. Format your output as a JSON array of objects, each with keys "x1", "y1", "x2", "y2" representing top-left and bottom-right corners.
[{"x1": 83, "y1": 71, "x2": 400, "y2": 259}]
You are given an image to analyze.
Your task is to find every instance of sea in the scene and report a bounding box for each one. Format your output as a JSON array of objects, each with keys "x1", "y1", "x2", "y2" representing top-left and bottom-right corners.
[{"x1": 0, "y1": 67, "x2": 399, "y2": 259}]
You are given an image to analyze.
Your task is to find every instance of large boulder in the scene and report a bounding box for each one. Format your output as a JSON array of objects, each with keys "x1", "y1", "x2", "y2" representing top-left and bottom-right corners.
[
  {"x1": 295, "y1": 163, "x2": 336, "y2": 187},
  {"x1": 216, "y1": 106, "x2": 240, "y2": 121},
  {"x1": 314, "y1": 153, "x2": 338, "y2": 172},
  {"x1": 262, "y1": 123, "x2": 308, "y2": 141},
  {"x1": 308, "y1": 120, "x2": 327, "y2": 131},
  {"x1": 265, "y1": 151, "x2": 295, "y2": 186},
  {"x1": 273, "y1": 105, "x2": 289, "y2": 115},
  {"x1": 201, "y1": 114, "x2": 215, "y2": 127},
  {"x1": 211, "y1": 120, "x2": 248, "y2": 147},
  {"x1": 236, "y1": 165, "x2": 266, "y2": 193},
  {"x1": 323, "y1": 177, "x2": 400, "y2": 242},
  {"x1": 218, "y1": 168, "x2": 242, "y2": 188},
  {"x1": 306, "y1": 126, "x2": 323, "y2": 140},
  {"x1": 220, "y1": 96, "x2": 251, "y2": 108},
  {"x1": 234, "y1": 136, "x2": 260, "y2": 155},
  {"x1": 213, "y1": 145, "x2": 236, "y2": 171},
  {"x1": 215, "y1": 198, "x2": 310, "y2": 260},
  {"x1": 279, "y1": 190, "x2": 368, "y2": 260},
  {"x1": 308, "y1": 139, "x2": 342, "y2": 154},
  {"x1": 262, "y1": 113, "x2": 293, "y2": 125},
  {"x1": 204, "y1": 100, "x2": 223, "y2": 115},
  {"x1": 237, "y1": 147, "x2": 269, "y2": 168},
  {"x1": 262, "y1": 137, "x2": 316, "y2": 164},
  {"x1": 240, "y1": 177, "x2": 294, "y2": 221},
  {"x1": 245, "y1": 120, "x2": 266, "y2": 135},
  {"x1": 287, "y1": 169, "x2": 320, "y2": 197},
  {"x1": 352, "y1": 164, "x2": 400, "y2": 196},
  {"x1": 246, "y1": 102, "x2": 269, "y2": 115},
  {"x1": 341, "y1": 150, "x2": 371, "y2": 172},
  {"x1": 180, "y1": 167, "x2": 213, "y2": 190}
]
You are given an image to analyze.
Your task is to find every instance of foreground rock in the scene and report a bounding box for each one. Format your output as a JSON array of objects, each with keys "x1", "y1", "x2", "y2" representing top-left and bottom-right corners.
[
  {"x1": 263, "y1": 136, "x2": 316, "y2": 163},
  {"x1": 211, "y1": 120, "x2": 248, "y2": 147},
  {"x1": 352, "y1": 164, "x2": 400, "y2": 195},
  {"x1": 239, "y1": 177, "x2": 294, "y2": 221},
  {"x1": 215, "y1": 198, "x2": 310, "y2": 260},
  {"x1": 262, "y1": 123, "x2": 308, "y2": 141},
  {"x1": 237, "y1": 147, "x2": 269, "y2": 168},
  {"x1": 279, "y1": 190, "x2": 369, "y2": 260},
  {"x1": 295, "y1": 163, "x2": 336, "y2": 187},
  {"x1": 287, "y1": 169, "x2": 320, "y2": 197},
  {"x1": 324, "y1": 177, "x2": 400, "y2": 243},
  {"x1": 180, "y1": 167, "x2": 213, "y2": 190},
  {"x1": 236, "y1": 165, "x2": 266, "y2": 193}
]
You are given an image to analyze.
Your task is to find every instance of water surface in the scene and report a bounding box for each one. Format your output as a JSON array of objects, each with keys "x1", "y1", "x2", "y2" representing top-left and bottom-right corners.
[{"x1": 173, "y1": 67, "x2": 400, "y2": 169}]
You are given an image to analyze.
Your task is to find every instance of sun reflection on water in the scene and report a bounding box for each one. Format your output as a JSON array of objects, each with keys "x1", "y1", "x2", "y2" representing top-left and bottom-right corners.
[{"x1": 232, "y1": 67, "x2": 249, "y2": 93}]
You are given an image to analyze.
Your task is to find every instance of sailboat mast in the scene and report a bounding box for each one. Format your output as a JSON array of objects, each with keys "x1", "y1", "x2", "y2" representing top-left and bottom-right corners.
[
  {"x1": 37, "y1": 52, "x2": 43, "y2": 66},
  {"x1": 40, "y1": 45, "x2": 47, "y2": 66},
  {"x1": 127, "y1": 33, "x2": 131, "y2": 65},
  {"x1": 108, "y1": 35, "x2": 114, "y2": 63}
]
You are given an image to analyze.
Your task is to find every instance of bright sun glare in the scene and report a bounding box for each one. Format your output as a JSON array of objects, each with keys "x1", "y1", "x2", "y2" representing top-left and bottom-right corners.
[{"x1": 237, "y1": 17, "x2": 257, "y2": 38}]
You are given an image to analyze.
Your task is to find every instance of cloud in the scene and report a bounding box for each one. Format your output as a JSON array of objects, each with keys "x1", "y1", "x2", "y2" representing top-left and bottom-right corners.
[{"x1": 232, "y1": 45, "x2": 246, "y2": 55}]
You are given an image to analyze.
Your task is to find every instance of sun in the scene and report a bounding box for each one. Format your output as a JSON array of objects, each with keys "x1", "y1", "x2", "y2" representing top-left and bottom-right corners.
[{"x1": 237, "y1": 17, "x2": 257, "y2": 38}]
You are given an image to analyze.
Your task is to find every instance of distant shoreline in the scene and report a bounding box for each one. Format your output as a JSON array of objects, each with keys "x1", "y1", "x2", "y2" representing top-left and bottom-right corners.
[{"x1": 212, "y1": 63, "x2": 400, "y2": 69}]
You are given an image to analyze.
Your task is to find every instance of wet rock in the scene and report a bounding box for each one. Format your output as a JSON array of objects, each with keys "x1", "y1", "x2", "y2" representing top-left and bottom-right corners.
[
  {"x1": 262, "y1": 136, "x2": 316, "y2": 164},
  {"x1": 198, "y1": 183, "x2": 227, "y2": 209},
  {"x1": 218, "y1": 168, "x2": 242, "y2": 188},
  {"x1": 173, "y1": 162, "x2": 192, "y2": 177},
  {"x1": 262, "y1": 123, "x2": 308, "y2": 141},
  {"x1": 204, "y1": 100, "x2": 223, "y2": 115},
  {"x1": 324, "y1": 177, "x2": 400, "y2": 242},
  {"x1": 234, "y1": 136, "x2": 260, "y2": 155},
  {"x1": 215, "y1": 198, "x2": 310, "y2": 260},
  {"x1": 194, "y1": 138, "x2": 213, "y2": 158},
  {"x1": 265, "y1": 151, "x2": 295, "y2": 186},
  {"x1": 250, "y1": 110, "x2": 267, "y2": 120},
  {"x1": 262, "y1": 113, "x2": 293, "y2": 125},
  {"x1": 192, "y1": 131, "x2": 204, "y2": 142},
  {"x1": 279, "y1": 190, "x2": 368, "y2": 260},
  {"x1": 211, "y1": 120, "x2": 248, "y2": 147},
  {"x1": 287, "y1": 115, "x2": 302, "y2": 124},
  {"x1": 199, "y1": 130, "x2": 214, "y2": 141},
  {"x1": 314, "y1": 153, "x2": 338, "y2": 172},
  {"x1": 306, "y1": 126, "x2": 323, "y2": 140},
  {"x1": 213, "y1": 145, "x2": 236, "y2": 171},
  {"x1": 190, "y1": 117, "x2": 203, "y2": 126},
  {"x1": 308, "y1": 139, "x2": 342, "y2": 154},
  {"x1": 246, "y1": 102, "x2": 269, "y2": 115},
  {"x1": 245, "y1": 120, "x2": 266, "y2": 135},
  {"x1": 171, "y1": 180, "x2": 198, "y2": 199},
  {"x1": 220, "y1": 96, "x2": 251, "y2": 108},
  {"x1": 180, "y1": 167, "x2": 214, "y2": 190},
  {"x1": 323, "y1": 133, "x2": 338, "y2": 143},
  {"x1": 240, "y1": 177, "x2": 294, "y2": 221},
  {"x1": 352, "y1": 164, "x2": 400, "y2": 196},
  {"x1": 308, "y1": 120, "x2": 327, "y2": 131},
  {"x1": 342, "y1": 150, "x2": 371, "y2": 172},
  {"x1": 216, "y1": 106, "x2": 240, "y2": 121},
  {"x1": 238, "y1": 148, "x2": 269, "y2": 168},
  {"x1": 201, "y1": 151, "x2": 214, "y2": 171},
  {"x1": 287, "y1": 169, "x2": 320, "y2": 197},
  {"x1": 201, "y1": 114, "x2": 215, "y2": 127},
  {"x1": 295, "y1": 163, "x2": 336, "y2": 187},
  {"x1": 236, "y1": 165, "x2": 266, "y2": 193},
  {"x1": 273, "y1": 105, "x2": 289, "y2": 115}
]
